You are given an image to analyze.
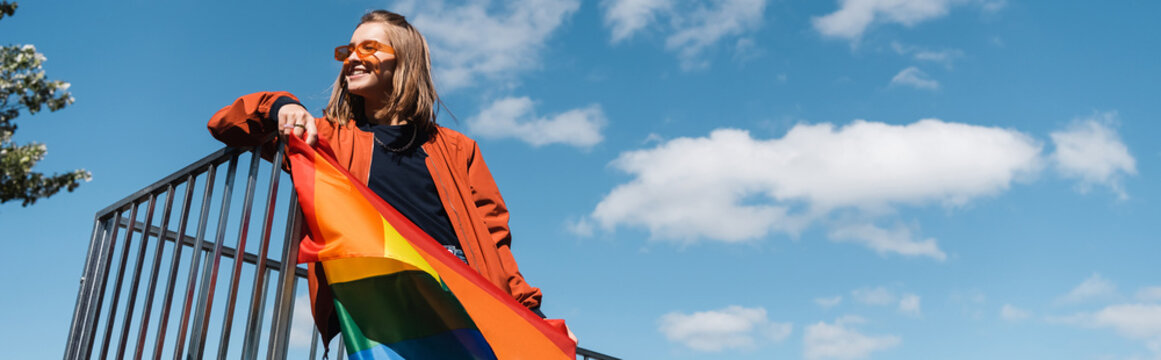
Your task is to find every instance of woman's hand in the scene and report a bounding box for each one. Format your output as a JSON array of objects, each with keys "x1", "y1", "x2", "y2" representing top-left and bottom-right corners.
[{"x1": 277, "y1": 104, "x2": 318, "y2": 145}]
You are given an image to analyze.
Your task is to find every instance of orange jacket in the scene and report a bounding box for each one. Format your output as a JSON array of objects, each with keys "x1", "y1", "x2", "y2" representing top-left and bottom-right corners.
[{"x1": 208, "y1": 91, "x2": 543, "y2": 340}]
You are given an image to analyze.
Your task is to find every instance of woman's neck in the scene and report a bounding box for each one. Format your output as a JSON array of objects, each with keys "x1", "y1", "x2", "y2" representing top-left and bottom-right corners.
[{"x1": 362, "y1": 98, "x2": 407, "y2": 126}]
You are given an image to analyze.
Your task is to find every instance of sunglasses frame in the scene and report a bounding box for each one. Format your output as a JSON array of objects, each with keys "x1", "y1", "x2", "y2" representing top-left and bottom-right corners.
[{"x1": 335, "y1": 40, "x2": 395, "y2": 61}]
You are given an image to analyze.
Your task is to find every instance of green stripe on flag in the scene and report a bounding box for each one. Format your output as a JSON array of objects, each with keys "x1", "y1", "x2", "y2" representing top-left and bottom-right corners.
[{"x1": 331, "y1": 270, "x2": 480, "y2": 345}]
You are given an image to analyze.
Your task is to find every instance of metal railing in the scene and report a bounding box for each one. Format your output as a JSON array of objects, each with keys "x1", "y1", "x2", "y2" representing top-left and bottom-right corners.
[{"x1": 62, "y1": 141, "x2": 619, "y2": 360}]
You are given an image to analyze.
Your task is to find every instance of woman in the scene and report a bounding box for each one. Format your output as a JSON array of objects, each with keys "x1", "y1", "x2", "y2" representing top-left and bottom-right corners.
[{"x1": 208, "y1": 10, "x2": 552, "y2": 351}]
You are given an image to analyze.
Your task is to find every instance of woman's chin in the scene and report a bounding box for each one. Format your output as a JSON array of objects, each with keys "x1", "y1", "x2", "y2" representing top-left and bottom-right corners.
[{"x1": 347, "y1": 85, "x2": 375, "y2": 98}]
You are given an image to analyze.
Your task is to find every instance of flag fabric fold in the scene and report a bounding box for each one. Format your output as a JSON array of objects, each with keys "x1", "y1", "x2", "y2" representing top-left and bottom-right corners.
[{"x1": 285, "y1": 135, "x2": 576, "y2": 360}]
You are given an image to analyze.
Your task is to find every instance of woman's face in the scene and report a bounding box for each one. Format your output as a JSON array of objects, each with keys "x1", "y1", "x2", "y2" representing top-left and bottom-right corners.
[{"x1": 344, "y1": 23, "x2": 397, "y2": 100}]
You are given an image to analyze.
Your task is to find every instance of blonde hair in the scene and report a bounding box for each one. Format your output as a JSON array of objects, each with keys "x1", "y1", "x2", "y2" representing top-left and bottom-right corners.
[{"x1": 324, "y1": 10, "x2": 439, "y2": 137}]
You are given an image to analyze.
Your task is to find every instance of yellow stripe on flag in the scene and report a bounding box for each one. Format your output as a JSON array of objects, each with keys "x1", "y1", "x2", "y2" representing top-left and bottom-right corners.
[
  {"x1": 321, "y1": 257, "x2": 425, "y2": 284},
  {"x1": 381, "y1": 218, "x2": 441, "y2": 282}
]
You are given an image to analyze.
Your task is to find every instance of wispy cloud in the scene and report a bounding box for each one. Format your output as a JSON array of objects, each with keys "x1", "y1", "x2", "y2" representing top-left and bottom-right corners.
[
  {"x1": 1050, "y1": 112, "x2": 1137, "y2": 199},
  {"x1": 830, "y1": 222, "x2": 945, "y2": 260},
  {"x1": 395, "y1": 0, "x2": 580, "y2": 91},
  {"x1": 586, "y1": 119, "x2": 1041, "y2": 259},
  {"x1": 1000, "y1": 304, "x2": 1030, "y2": 321},
  {"x1": 852, "y1": 287, "x2": 897, "y2": 306},
  {"x1": 1050, "y1": 304, "x2": 1161, "y2": 356},
  {"x1": 850, "y1": 287, "x2": 922, "y2": 316},
  {"x1": 468, "y1": 97, "x2": 606, "y2": 148},
  {"x1": 891, "y1": 41, "x2": 964, "y2": 68},
  {"x1": 1058, "y1": 273, "x2": 1118, "y2": 305},
  {"x1": 658, "y1": 305, "x2": 792, "y2": 352},
  {"x1": 898, "y1": 294, "x2": 922, "y2": 317},
  {"x1": 890, "y1": 66, "x2": 940, "y2": 90},
  {"x1": 813, "y1": 0, "x2": 1002, "y2": 44},
  {"x1": 1137, "y1": 287, "x2": 1161, "y2": 302},
  {"x1": 601, "y1": 0, "x2": 767, "y2": 70},
  {"x1": 816, "y1": 296, "x2": 844, "y2": 309},
  {"x1": 804, "y1": 316, "x2": 901, "y2": 359},
  {"x1": 601, "y1": 0, "x2": 672, "y2": 43}
]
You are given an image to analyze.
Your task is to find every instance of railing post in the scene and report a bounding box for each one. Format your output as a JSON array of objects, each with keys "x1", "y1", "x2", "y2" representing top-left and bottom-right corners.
[
  {"x1": 242, "y1": 144, "x2": 286, "y2": 360},
  {"x1": 267, "y1": 194, "x2": 303, "y2": 360},
  {"x1": 97, "y1": 202, "x2": 141, "y2": 360},
  {"x1": 188, "y1": 153, "x2": 240, "y2": 359},
  {"x1": 62, "y1": 216, "x2": 113, "y2": 360},
  {"x1": 217, "y1": 150, "x2": 264, "y2": 359},
  {"x1": 151, "y1": 173, "x2": 198, "y2": 359},
  {"x1": 172, "y1": 162, "x2": 218, "y2": 360}
]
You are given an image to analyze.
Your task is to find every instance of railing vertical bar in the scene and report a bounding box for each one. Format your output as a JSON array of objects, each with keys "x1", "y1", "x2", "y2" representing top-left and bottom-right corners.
[
  {"x1": 132, "y1": 184, "x2": 179, "y2": 360},
  {"x1": 97, "y1": 202, "x2": 141, "y2": 360},
  {"x1": 308, "y1": 328, "x2": 319, "y2": 360},
  {"x1": 244, "y1": 267, "x2": 274, "y2": 360},
  {"x1": 81, "y1": 208, "x2": 126, "y2": 359},
  {"x1": 172, "y1": 163, "x2": 218, "y2": 360},
  {"x1": 152, "y1": 174, "x2": 197, "y2": 360},
  {"x1": 188, "y1": 153, "x2": 241, "y2": 359},
  {"x1": 63, "y1": 215, "x2": 111, "y2": 360},
  {"x1": 267, "y1": 196, "x2": 302, "y2": 360},
  {"x1": 114, "y1": 192, "x2": 161, "y2": 360},
  {"x1": 217, "y1": 150, "x2": 263, "y2": 358},
  {"x1": 242, "y1": 144, "x2": 285, "y2": 360}
]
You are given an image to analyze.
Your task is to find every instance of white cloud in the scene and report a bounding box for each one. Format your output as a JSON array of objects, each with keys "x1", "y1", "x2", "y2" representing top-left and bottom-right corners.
[
  {"x1": 601, "y1": 0, "x2": 767, "y2": 70},
  {"x1": 565, "y1": 216, "x2": 595, "y2": 237},
  {"x1": 1000, "y1": 304, "x2": 1030, "y2": 321},
  {"x1": 813, "y1": 0, "x2": 952, "y2": 42},
  {"x1": 588, "y1": 119, "x2": 1042, "y2": 258},
  {"x1": 1137, "y1": 287, "x2": 1161, "y2": 302},
  {"x1": 898, "y1": 293, "x2": 921, "y2": 316},
  {"x1": 1052, "y1": 304, "x2": 1161, "y2": 355},
  {"x1": 1059, "y1": 273, "x2": 1118, "y2": 305},
  {"x1": 804, "y1": 316, "x2": 901, "y2": 359},
  {"x1": 829, "y1": 223, "x2": 946, "y2": 260},
  {"x1": 395, "y1": 0, "x2": 580, "y2": 90},
  {"x1": 890, "y1": 66, "x2": 940, "y2": 90},
  {"x1": 851, "y1": 287, "x2": 920, "y2": 315},
  {"x1": 852, "y1": 287, "x2": 897, "y2": 306},
  {"x1": 467, "y1": 97, "x2": 606, "y2": 148},
  {"x1": 664, "y1": 0, "x2": 767, "y2": 70},
  {"x1": 812, "y1": 0, "x2": 1000, "y2": 43},
  {"x1": 891, "y1": 42, "x2": 964, "y2": 68},
  {"x1": 658, "y1": 305, "x2": 792, "y2": 352},
  {"x1": 601, "y1": 0, "x2": 672, "y2": 43},
  {"x1": 1050, "y1": 112, "x2": 1137, "y2": 199},
  {"x1": 817, "y1": 296, "x2": 844, "y2": 309}
]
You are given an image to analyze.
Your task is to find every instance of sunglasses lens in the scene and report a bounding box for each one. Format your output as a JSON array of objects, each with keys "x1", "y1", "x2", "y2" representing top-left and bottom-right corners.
[
  {"x1": 357, "y1": 42, "x2": 378, "y2": 56},
  {"x1": 334, "y1": 46, "x2": 350, "y2": 61}
]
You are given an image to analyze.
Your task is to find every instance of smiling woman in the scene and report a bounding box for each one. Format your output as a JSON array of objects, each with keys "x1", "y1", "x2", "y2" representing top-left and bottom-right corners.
[{"x1": 206, "y1": 9, "x2": 572, "y2": 359}]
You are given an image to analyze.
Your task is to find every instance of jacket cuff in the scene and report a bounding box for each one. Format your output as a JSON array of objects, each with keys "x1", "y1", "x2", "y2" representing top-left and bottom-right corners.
[{"x1": 268, "y1": 96, "x2": 303, "y2": 122}]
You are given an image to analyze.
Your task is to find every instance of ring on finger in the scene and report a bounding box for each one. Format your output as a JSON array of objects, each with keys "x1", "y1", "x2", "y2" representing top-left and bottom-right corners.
[{"x1": 293, "y1": 123, "x2": 307, "y2": 129}]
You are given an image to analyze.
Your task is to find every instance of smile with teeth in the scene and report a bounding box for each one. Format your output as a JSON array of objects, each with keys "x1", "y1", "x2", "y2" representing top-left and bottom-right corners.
[{"x1": 348, "y1": 66, "x2": 370, "y2": 77}]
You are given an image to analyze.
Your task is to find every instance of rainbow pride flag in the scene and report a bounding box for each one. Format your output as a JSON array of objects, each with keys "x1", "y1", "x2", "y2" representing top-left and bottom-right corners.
[{"x1": 285, "y1": 135, "x2": 576, "y2": 360}]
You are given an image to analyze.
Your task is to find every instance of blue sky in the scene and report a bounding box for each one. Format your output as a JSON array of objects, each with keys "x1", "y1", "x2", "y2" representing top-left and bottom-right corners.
[{"x1": 2, "y1": 1, "x2": 1159, "y2": 359}]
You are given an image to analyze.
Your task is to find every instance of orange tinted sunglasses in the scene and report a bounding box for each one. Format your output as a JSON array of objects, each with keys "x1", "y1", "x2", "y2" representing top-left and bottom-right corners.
[{"x1": 334, "y1": 40, "x2": 395, "y2": 61}]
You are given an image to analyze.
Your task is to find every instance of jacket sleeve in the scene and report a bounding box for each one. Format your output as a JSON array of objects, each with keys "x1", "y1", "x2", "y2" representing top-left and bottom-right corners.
[
  {"x1": 466, "y1": 141, "x2": 544, "y2": 309},
  {"x1": 207, "y1": 91, "x2": 300, "y2": 146}
]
